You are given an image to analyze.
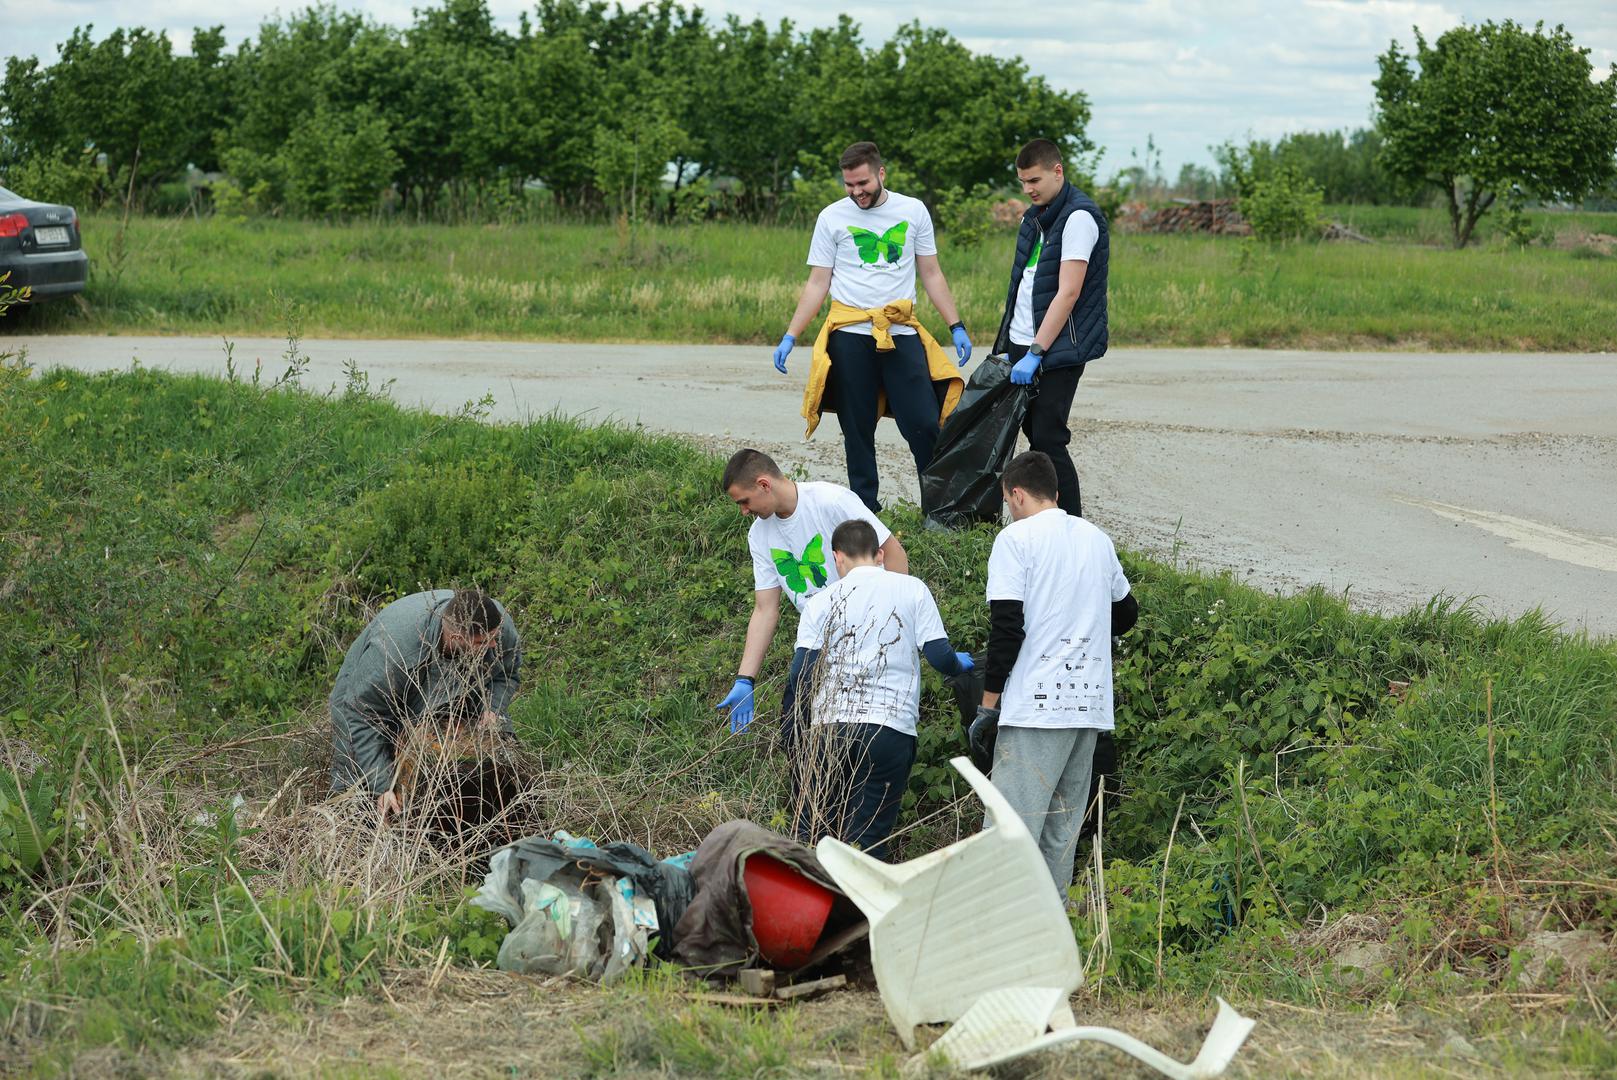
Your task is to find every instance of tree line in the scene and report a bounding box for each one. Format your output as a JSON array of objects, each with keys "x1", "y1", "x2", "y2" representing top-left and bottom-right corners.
[{"x1": 0, "y1": 0, "x2": 1090, "y2": 222}]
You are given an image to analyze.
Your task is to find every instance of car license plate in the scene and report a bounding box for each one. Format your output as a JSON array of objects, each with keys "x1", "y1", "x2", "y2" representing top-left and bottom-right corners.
[{"x1": 34, "y1": 226, "x2": 69, "y2": 245}]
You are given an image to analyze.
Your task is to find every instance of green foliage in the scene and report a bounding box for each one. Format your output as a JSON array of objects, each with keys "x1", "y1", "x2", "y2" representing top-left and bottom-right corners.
[
  {"x1": 1220, "y1": 144, "x2": 1327, "y2": 240},
  {"x1": 1375, "y1": 20, "x2": 1617, "y2": 247},
  {"x1": 0, "y1": 767, "x2": 68, "y2": 891},
  {"x1": 2, "y1": 366, "x2": 1616, "y2": 1067},
  {"x1": 1214, "y1": 129, "x2": 1421, "y2": 207},
  {"x1": 0, "y1": 149, "x2": 107, "y2": 209},
  {"x1": 0, "y1": 270, "x2": 30, "y2": 315},
  {"x1": 281, "y1": 105, "x2": 402, "y2": 217},
  {"x1": 934, "y1": 183, "x2": 1008, "y2": 248},
  {"x1": 0, "y1": 2, "x2": 1091, "y2": 221},
  {"x1": 1238, "y1": 163, "x2": 1326, "y2": 241},
  {"x1": 341, "y1": 460, "x2": 530, "y2": 595}
]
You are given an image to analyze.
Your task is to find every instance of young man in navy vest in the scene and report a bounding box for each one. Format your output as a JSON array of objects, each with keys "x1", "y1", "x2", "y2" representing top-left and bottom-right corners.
[{"x1": 992, "y1": 139, "x2": 1109, "y2": 517}]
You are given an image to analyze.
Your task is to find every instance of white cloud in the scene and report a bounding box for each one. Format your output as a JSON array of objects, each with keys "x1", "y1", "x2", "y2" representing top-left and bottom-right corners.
[{"x1": 2, "y1": 0, "x2": 1612, "y2": 174}]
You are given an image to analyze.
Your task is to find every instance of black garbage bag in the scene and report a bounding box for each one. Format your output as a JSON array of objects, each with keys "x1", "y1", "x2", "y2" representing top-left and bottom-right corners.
[
  {"x1": 920, "y1": 353, "x2": 1030, "y2": 529},
  {"x1": 945, "y1": 655, "x2": 992, "y2": 774}
]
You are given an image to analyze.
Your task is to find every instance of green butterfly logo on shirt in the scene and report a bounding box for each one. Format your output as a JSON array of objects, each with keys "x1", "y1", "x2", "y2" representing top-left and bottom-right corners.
[
  {"x1": 771, "y1": 535, "x2": 829, "y2": 594},
  {"x1": 847, "y1": 222, "x2": 909, "y2": 265},
  {"x1": 1026, "y1": 235, "x2": 1043, "y2": 269}
]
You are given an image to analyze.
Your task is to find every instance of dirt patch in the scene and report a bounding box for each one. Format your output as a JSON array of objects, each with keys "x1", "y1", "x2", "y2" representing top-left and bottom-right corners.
[{"x1": 131, "y1": 970, "x2": 1612, "y2": 1078}]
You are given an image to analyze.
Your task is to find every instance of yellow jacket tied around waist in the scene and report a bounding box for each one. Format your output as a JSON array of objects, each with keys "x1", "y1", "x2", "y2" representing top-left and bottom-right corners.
[{"x1": 801, "y1": 299, "x2": 964, "y2": 439}]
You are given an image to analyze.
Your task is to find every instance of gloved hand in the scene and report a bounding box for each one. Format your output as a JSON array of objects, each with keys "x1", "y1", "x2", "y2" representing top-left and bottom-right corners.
[
  {"x1": 772, "y1": 333, "x2": 795, "y2": 374},
  {"x1": 717, "y1": 677, "x2": 756, "y2": 733},
  {"x1": 1010, "y1": 345, "x2": 1043, "y2": 385},
  {"x1": 969, "y1": 705, "x2": 1000, "y2": 765},
  {"x1": 950, "y1": 322, "x2": 972, "y2": 366},
  {"x1": 955, "y1": 651, "x2": 975, "y2": 673}
]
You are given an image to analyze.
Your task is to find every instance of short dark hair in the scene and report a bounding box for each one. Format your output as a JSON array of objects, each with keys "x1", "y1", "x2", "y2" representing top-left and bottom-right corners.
[
  {"x1": 445, "y1": 589, "x2": 502, "y2": 636},
  {"x1": 839, "y1": 141, "x2": 883, "y2": 173},
  {"x1": 721, "y1": 448, "x2": 782, "y2": 492},
  {"x1": 1015, "y1": 139, "x2": 1063, "y2": 171},
  {"x1": 1001, "y1": 451, "x2": 1060, "y2": 501},
  {"x1": 830, "y1": 518, "x2": 880, "y2": 559}
]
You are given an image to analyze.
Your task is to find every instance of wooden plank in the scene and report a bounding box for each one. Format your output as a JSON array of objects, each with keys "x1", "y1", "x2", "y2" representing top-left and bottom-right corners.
[{"x1": 774, "y1": 974, "x2": 846, "y2": 1001}]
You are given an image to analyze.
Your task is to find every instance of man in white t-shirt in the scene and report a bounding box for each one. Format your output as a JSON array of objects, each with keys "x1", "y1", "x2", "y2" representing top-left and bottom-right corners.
[
  {"x1": 990, "y1": 138, "x2": 1111, "y2": 518},
  {"x1": 714, "y1": 448, "x2": 909, "y2": 750},
  {"x1": 770, "y1": 141, "x2": 973, "y2": 512},
  {"x1": 971, "y1": 451, "x2": 1138, "y2": 893},
  {"x1": 792, "y1": 519, "x2": 972, "y2": 859}
]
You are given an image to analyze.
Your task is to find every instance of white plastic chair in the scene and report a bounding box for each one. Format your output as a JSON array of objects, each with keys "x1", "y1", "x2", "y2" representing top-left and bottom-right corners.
[
  {"x1": 815, "y1": 755, "x2": 1081, "y2": 1048},
  {"x1": 817, "y1": 756, "x2": 1254, "y2": 1078}
]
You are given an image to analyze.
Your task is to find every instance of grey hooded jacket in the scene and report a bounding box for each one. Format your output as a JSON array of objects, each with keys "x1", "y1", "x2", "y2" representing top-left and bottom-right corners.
[{"x1": 328, "y1": 590, "x2": 521, "y2": 795}]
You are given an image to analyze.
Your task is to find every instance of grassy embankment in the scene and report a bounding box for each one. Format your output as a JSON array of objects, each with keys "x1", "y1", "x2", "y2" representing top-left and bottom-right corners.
[
  {"x1": 6, "y1": 206, "x2": 1617, "y2": 350},
  {"x1": 2, "y1": 350, "x2": 1615, "y2": 1076}
]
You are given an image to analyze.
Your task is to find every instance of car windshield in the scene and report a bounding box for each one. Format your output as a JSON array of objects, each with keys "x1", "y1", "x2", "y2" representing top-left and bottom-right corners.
[{"x1": 0, "y1": 186, "x2": 18, "y2": 202}]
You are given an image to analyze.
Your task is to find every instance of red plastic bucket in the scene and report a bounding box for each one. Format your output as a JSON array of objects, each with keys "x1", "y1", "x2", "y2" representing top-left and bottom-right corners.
[{"x1": 742, "y1": 853, "x2": 835, "y2": 968}]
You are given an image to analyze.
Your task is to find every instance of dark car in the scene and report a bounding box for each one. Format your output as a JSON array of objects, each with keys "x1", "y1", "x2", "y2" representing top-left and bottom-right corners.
[{"x1": 0, "y1": 185, "x2": 89, "y2": 300}]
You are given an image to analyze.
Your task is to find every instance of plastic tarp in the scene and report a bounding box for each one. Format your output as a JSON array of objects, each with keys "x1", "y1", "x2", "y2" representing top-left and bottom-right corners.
[{"x1": 919, "y1": 353, "x2": 1030, "y2": 530}]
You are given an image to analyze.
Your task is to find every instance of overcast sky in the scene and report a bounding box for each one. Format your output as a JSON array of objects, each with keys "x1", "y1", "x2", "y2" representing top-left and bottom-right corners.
[{"x1": 4, "y1": 1, "x2": 1613, "y2": 175}]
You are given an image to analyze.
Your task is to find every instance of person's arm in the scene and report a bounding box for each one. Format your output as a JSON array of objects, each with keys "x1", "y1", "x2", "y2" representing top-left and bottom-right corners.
[
  {"x1": 915, "y1": 253, "x2": 963, "y2": 327},
  {"x1": 482, "y1": 614, "x2": 522, "y2": 735},
  {"x1": 878, "y1": 534, "x2": 908, "y2": 575},
  {"x1": 1112, "y1": 592, "x2": 1139, "y2": 636},
  {"x1": 1031, "y1": 257, "x2": 1087, "y2": 352},
  {"x1": 981, "y1": 599, "x2": 1026, "y2": 709},
  {"x1": 785, "y1": 266, "x2": 833, "y2": 339},
  {"x1": 921, "y1": 637, "x2": 969, "y2": 677},
  {"x1": 738, "y1": 587, "x2": 783, "y2": 679}
]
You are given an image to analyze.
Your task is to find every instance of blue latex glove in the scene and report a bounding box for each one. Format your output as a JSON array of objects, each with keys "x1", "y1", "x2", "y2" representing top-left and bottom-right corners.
[
  {"x1": 1010, "y1": 346, "x2": 1043, "y2": 385},
  {"x1": 772, "y1": 333, "x2": 795, "y2": 374},
  {"x1": 717, "y1": 677, "x2": 756, "y2": 733},
  {"x1": 950, "y1": 323, "x2": 972, "y2": 366},
  {"x1": 955, "y1": 651, "x2": 975, "y2": 672}
]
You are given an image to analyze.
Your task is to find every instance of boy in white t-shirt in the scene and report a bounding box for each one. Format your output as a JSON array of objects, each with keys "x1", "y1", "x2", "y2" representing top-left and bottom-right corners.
[
  {"x1": 990, "y1": 138, "x2": 1111, "y2": 518},
  {"x1": 792, "y1": 519, "x2": 972, "y2": 859},
  {"x1": 971, "y1": 451, "x2": 1138, "y2": 893},
  {"x1": 715, "y1": 449, "x2": 909, "y2": 750},
  {"x1": 769, "y1": 141, "x2": 974, "y2": 512}
]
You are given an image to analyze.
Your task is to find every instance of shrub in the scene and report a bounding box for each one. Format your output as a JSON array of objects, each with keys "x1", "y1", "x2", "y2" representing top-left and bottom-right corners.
[
  {"x1": 340, "y1": 460, "x2": 530, "y2": 596},
  {"x1": 1239, "y1": 163, "x2": 1325, "y2": 241}
]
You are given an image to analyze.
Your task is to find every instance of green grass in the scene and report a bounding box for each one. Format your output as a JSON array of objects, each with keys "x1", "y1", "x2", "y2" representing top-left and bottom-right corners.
[
  {"x1": 1321, "y1": 202, "x2": 1617, "y2": 245},
  {"x1": 8, "y1": 210, "x2": 1617, "y2": 350},
  {"x1": 2, "y1": 355, "x2": 1615, "y2": 1073}
]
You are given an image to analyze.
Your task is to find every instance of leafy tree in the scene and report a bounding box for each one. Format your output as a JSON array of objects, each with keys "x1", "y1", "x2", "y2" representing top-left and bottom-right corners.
[
  {"x1": 280, "y1": 105, "x2": 400, "y2": 216},
  {"x1": 1375, "y1": 20, "x2": 1617, "y2": 247}
]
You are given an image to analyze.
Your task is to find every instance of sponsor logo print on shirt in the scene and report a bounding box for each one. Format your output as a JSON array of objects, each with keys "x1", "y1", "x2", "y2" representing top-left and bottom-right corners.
[
  {"x1": 771, "y1": 535, "x2": 829, "y2": 595},
  {"x1": 847, "y1": 222, "x2": 909, "y2": 266}
]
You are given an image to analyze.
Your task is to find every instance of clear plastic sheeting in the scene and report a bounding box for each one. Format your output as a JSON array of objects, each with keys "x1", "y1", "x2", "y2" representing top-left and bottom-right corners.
[{"x1": 474, "y1": 842, "x2": 658, "y2": 983}]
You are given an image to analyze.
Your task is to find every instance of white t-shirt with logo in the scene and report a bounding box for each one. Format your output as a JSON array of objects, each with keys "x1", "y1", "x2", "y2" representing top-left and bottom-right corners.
[
  {"x1": 1008, "y1": 210, "x2": 1099, "y2": 346},
  {"x1": 986, "y1": 508, "x2": 1130, "y2": 729},
  {"x1": 807, "y1": 191, "x2": 938, "y2": 337},
  {"x1": 749, "y1": 481, "x2": 892, "y2": 612},
  {"x1": 795, "y1": 565, "x2": 948, "y2": 736}
]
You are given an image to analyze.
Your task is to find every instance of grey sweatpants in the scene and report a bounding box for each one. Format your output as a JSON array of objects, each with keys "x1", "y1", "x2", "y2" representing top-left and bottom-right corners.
[{"x1": 987, "y1": 725, "x2": 1100, "y2": 895}]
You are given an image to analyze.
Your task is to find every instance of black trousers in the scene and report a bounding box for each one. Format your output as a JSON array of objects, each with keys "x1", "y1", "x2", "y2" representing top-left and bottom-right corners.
[
  {"x1": 827, "y1": 329, "x2": 942, "y2": 512},
  {"x1": 792, "y1": 722, "x2": 917, "y2": 862},
  {"x1": 1007, "y1": 343, "x2": 1085, "y2": 517}
]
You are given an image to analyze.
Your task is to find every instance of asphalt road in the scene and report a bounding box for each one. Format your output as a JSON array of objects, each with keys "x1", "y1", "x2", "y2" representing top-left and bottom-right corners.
[{"x1": 12, "y1": 333, "x2": 1616, "y2": 638}]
